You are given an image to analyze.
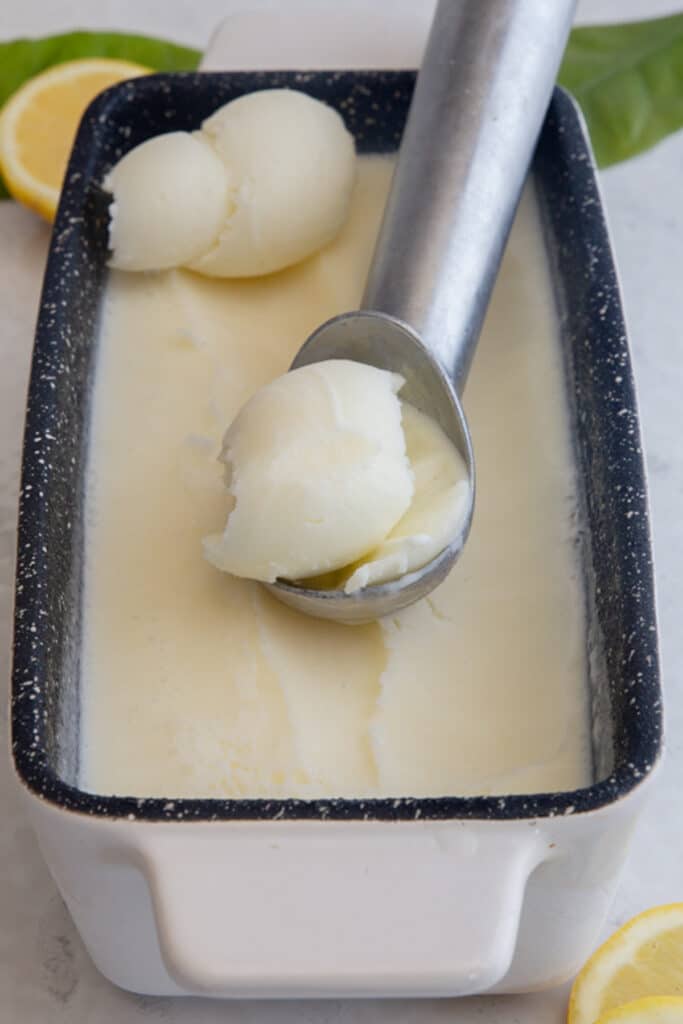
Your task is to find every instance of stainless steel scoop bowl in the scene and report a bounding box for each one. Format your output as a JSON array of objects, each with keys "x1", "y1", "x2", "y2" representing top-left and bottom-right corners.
[
  {"x1": 266, "y1": 0, "x2": 576, "y2": 624},
  {"x1": 268, "y1": 310, "x2": 475, "y2": 624}
]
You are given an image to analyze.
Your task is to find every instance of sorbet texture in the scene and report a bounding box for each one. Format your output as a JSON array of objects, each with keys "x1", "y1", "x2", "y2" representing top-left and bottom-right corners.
[
  {"x1": 105, "y1": 89, "x2": 355, "y2": 278},
  {"x1": 203, "y1": 359, "x2": 468, "y2": 591},
  {"x1": 203, "y1": 360, "x2": 414, "y2": 584}
]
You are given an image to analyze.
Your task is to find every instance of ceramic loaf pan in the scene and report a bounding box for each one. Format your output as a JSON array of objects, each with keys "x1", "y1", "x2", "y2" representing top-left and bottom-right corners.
[{"x1": 11, "y1": 72, "x2": 663, "y2": 999}]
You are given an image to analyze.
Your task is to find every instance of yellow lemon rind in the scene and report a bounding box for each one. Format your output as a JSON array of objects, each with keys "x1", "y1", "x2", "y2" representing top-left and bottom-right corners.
[
  {"x1": 0, "y1": 58, "x2": 149, "y2": 221},
  {"x1": 569, "y1": 903, "x2": 683, "y2": 1024},
  {"x1": 596, "y1": 995, "x2": 683, "y2": 1023}
]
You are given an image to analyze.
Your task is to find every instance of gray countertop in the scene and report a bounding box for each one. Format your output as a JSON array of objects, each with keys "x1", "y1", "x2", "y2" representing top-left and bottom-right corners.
[{"x1": 1, "y1": 1, "x2": 681, "y2": 1020}]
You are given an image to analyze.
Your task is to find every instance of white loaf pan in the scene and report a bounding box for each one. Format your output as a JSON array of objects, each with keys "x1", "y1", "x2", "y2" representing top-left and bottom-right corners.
[{"x1": 11, "y1": 72, "x2": 662, "y2": 998}]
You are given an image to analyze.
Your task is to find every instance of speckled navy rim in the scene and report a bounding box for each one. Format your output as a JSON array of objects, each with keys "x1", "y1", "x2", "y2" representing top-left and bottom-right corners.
[{"x1": 11, "y1": 73, "x2": 661, "y2": 823}]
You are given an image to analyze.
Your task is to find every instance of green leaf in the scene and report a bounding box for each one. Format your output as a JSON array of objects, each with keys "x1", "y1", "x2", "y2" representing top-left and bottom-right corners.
[
  {"x1": 559, "y1": 13, "x2": 683, "y2": 167},
  {"x1": 0, "y1": 30, "x2": 200, "y2": 198}
]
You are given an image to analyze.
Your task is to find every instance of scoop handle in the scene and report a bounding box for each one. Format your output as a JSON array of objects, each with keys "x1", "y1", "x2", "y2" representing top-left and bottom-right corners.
[{"x1": 363, "y1": 0, "x2": 576, "y2": 394}]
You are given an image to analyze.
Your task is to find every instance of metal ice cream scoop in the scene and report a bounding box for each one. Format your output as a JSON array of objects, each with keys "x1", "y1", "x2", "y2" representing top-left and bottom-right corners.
[{"x1": 267, "y1": 0, "x2": 576, "y2": 624}]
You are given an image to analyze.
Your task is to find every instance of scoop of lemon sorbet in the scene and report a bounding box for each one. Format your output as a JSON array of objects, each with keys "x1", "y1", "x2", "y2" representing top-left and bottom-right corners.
[
  {"x1": 203, "y1": 360, "x2": 470, "y2": 592},
  {"x1": 104, "y1": 89, "x2": 356, "y2": 278},
  {"x1": 104, "y1": 132, "x2": 229, "y2": 271},
  {"x1": 189, "y1": 89, "x2": 356, "y2": 277}
]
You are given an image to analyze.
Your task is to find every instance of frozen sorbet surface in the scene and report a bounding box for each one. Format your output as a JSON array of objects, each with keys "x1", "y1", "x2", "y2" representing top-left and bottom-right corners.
[{"x1": 81, "y1": 157, "x2": 591, "y2": 800}]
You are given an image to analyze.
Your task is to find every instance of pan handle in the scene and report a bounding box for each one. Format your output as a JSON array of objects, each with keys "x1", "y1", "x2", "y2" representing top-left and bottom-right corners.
[{"x1": 142, "y1": 821, "x2": 544, "y2": 997}]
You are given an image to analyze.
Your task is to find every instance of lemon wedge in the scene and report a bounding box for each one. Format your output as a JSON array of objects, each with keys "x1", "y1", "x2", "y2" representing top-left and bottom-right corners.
[
  {"x1": 569, "y1": 904, "x2": 683, "y2": 1024},
  {"x1": 0, "y1": 57, "x2": 149, "y2": 221},
  {"x1": 596, "y1": 996, "x2": 683, "y2": 1023}
]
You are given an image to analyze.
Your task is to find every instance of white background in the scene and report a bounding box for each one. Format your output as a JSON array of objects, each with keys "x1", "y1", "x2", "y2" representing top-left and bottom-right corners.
[{"x1": 1, "y1": 1, "x2": 682, "y2": 1020}]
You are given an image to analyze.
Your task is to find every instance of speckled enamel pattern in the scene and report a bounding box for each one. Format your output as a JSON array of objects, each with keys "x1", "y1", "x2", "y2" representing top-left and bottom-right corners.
[{"x1": 11, "y1": 73, "x2": 662, "y2": 822}]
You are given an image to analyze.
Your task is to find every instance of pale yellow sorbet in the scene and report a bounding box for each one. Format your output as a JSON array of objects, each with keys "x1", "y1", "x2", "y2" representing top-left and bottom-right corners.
[
  {"x1": 203, "y1": 360, "x2": 415, "y2": 584},
  {"x1": 81, "y1": 156, "x2": 591, "y2": 799},
  {"x1": 203, "y1": 359, "x2": 470, "y2": 590}
]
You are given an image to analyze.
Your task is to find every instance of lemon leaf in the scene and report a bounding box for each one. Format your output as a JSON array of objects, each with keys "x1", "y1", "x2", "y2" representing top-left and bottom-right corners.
[{"x1": 559, "y1": 13, "x2": 683, "y2": 167}]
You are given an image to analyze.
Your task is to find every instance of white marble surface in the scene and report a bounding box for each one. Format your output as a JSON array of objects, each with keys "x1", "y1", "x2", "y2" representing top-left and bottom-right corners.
[{"x1": 1, "y1": 1, "x2": 682, "y2": 1019}]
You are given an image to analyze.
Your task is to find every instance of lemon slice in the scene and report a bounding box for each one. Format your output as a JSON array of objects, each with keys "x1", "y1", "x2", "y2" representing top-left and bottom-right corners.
[
  {"x1": 569, "y1": 904, "x2": 683, "y2": 1024},
  {"x1": 596, "y1": 996, "x2": 683, "y2": 1023},
  {"x1": 0, "y1": 57, "x2": 149, "y2": 221}
]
